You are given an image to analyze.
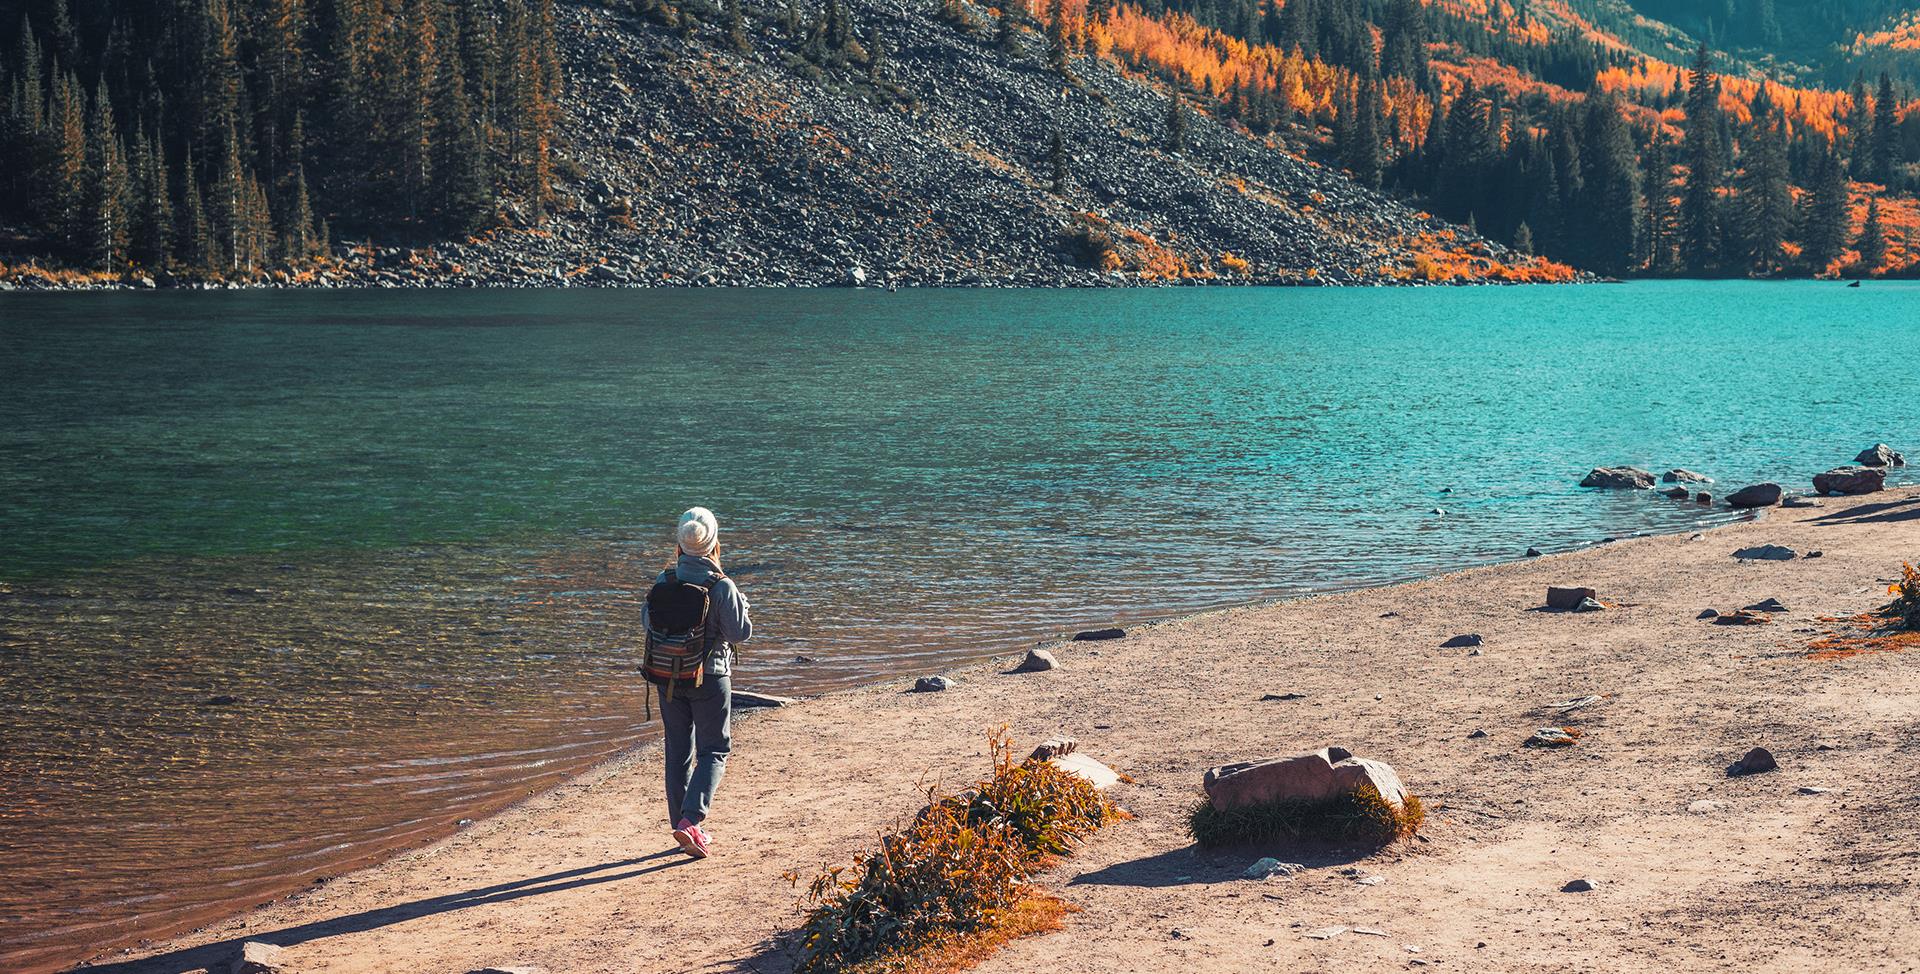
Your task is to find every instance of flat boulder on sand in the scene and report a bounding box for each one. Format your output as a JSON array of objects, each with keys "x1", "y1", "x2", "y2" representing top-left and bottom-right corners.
[
  {"x1": 1202, "y1": 746, "x2": 1408, "y2": 811},
  {"x1": 1546, "y1": 586, "x2": 1597, "y2": 611},
  {"x1": 912, "y1": 676, "x2": 954, "y2": 692},
  {"x1": 1855, "y1": 443, "x2": 1906, "y2": 467},
  {"x1": 1072, "y1": 627, "x2": 1126, "y2": 641},
  {"x1": 1727, "y1": 483, "x2": 1783, "y2": 508},
  {"x1": 1727, "y1": 747, "x2": 1777, "y2": 777},
  {"x1": 1580, "y1": 467, "x2": 1655, "y2": 489},
  {"x1": 229, "y1": 942, "x2": 289, "y2": 974},
  {"x1": 1049, "y1": 752, "x2": 1122, "y2": 790},
  {"x1": 1813, "y1": 466, "x2": 1886, "y2": 496},
  {"x1": 1733, "y1": 544, "x2": 1796, "y2": 561}
]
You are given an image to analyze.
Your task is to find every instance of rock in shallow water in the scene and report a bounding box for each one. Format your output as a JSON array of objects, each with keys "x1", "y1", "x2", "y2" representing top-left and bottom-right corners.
[
  {"x1": 1855, "y1": 443, "x2": 1905, "y2": 467},
  {"x1": 1663, "y1": 469, "x2": 1714, "y2": 483},
  {"x1": 1727, "y1": 483, "x2": 1783, "y2": 508},
  {"x1": 1813, "y1": 466, "x2": 1886, "y2": 496},
  {"x1": 1580, "y1": 466, "x2": 1655, "y2": 489}
]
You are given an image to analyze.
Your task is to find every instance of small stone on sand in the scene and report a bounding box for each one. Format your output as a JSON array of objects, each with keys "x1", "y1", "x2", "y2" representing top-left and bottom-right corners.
[{"x1": 1562, "y1": 879, "x2": 1595, "y2": 893}]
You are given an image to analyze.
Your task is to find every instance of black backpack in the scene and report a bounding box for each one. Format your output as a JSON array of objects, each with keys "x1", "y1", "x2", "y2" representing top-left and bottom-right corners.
[{"x1": 642, "y1": 570, "x2": 725, "y2": 698}]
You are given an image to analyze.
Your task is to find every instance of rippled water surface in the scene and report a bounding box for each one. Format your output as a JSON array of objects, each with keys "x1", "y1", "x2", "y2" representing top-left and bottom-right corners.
[{"x1": 1, "y1": 282, "x2": 1915, "y2": 971}]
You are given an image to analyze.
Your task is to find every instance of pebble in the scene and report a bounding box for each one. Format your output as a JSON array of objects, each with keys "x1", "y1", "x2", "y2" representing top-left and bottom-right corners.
[
  {"x1": 1013, "y1": 648, "x2": 1059, "y2": 672},
  {"x1": 1467, "y1": 729, "x2": 1488, "y2": 739},
  {"x1": 1305, "y1": 926, "x2": 1348, "y2": 940},
  {"x1": 912, "y1": 676, "x2": 955, "y2": 692},
  {"x1": 1441, "y1": 633, "x2": 1483, "y2": 648},
  {"x1": 1797, "y1": 786, "x2": 1832, "y2": 795},
  {"x1": 1260, "y1": 692, "x2": 1308, "y2": 701},
  {"x1": 1244, "y1": 857, "x2": 1305, "y2": 880},
  {"x1": 1562, "y1": 878, "x2": 1595, "y2": 892}
]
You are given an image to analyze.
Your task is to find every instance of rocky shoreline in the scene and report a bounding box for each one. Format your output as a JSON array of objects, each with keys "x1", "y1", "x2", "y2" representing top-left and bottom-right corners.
[
  {"x1": 3, "y1": 0, "x2": 1587, "y2": 293},
  {"x1": 78, "y1": 486, "x2": 1920, "y2": 974}
]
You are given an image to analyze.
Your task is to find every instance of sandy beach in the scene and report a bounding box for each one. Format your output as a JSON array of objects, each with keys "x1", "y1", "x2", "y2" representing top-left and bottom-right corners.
[{"x1": 78, "y1": 487, "x2": 1920, "y2": 974}]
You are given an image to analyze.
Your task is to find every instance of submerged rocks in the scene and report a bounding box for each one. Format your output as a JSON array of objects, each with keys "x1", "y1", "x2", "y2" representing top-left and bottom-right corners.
[
  {"x1": 1734, "y1": 544, "x2": 1797, "y2": 561},
  {"x1": 1580, "y1": 467, "x2": 1655, "y2": 489},
  {"x1": 1202, "y1": 746, "x2": 1409, "y2": 811},
  {"x1": 1813, "y1": 466, "x2": 1886, "y2": 496},
  {"x1": 1546, "y1": 586, "x2": 1598, "y2": 611},
  {"x1": 1662, "y1": 486, "x2": 1691, "y2": 499},
  {"x1": 1663, "y1": 469, "x2": 1714, "y2": 484},
  {"x1": 1855, "y1": 444, "x2": 1906, "y2": 467},
  {"x1": 1727, "y1": 747, "x2": 1777, "y2": 777},
  {"x1": 1525, "y1": 547, "x2": 1543, "y2": 557},
  {"x1": 1727, "y1": 483, "x2": 1783, "y2": 508}
]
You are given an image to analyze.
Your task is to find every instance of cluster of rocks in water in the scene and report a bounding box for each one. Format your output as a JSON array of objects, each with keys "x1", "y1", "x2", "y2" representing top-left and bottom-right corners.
[
  {"x1": 5, "y1": 0, "x2": 1569, "y2": 292},
  {"x1": 1576, "y1": 443, "x2": 1906, "y2": 512}
]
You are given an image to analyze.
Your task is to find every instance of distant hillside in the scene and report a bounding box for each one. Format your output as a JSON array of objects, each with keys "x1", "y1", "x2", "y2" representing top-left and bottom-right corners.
[{"x1": 4, "y1": 0, "x2": 1920, "y2": 288}]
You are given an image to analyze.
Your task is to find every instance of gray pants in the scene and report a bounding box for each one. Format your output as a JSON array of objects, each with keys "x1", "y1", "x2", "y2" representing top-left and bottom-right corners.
[{"x1": 659, "y1": 674, "x2": 731, "y2": 826}]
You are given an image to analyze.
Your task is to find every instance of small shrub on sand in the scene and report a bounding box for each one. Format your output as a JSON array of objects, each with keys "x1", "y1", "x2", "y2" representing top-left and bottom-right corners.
[
  {"x1": 1888, "y1": 562, "x2": 1920, "y2": 630},
  {"x1": 1186, "y1": 785, "x2": 1425, "y2": 849},
  {"x1": 790, "y1": 733, "x2": 1115, "y2": 974}
]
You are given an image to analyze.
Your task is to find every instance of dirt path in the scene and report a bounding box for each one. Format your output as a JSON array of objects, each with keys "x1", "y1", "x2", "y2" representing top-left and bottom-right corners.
[{"x1": 85, "y1": 490, "x2": 1920, "y2": 974}]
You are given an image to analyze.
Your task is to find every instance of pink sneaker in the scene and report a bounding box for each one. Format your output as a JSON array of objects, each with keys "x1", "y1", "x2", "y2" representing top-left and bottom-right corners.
[{"x1": 672, "y1": 819, "x2": 712, "y2": 859}]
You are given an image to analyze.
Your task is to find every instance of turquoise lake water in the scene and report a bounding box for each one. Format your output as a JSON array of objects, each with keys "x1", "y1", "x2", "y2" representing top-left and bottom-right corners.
[{"x1": 0, "y1": 281, "x2": 1914, "y2": 971}]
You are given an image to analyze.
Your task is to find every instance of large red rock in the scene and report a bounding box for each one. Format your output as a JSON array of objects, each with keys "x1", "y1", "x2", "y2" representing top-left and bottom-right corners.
[
  {"x1": 1202, "y1": 747, "x2": 1408, "y2": 811},
  {"x1": 1813, "y1": 466, "x2": 1886, "y2": 496}
]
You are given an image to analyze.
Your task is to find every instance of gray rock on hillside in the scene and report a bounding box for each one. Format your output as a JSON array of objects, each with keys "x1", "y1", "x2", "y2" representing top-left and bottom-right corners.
[
  {"x1": 1580, "y1": 467, "x2": 1656, "y2": 489},
  {"x1": 1202, "y1": 746, "x2": 1409, "y2": 811},
  {"x1": 1813, "y1": 466, "x2": 1886, "y2": 496},
  {"x1": 1727, "y1": 483, "x2": 1783, "y2": 508},
  {"x1": 1855, "y1": 444, "x2": 1906, "y2": 467},
  {"x1": 1663, "y1": 469, "x2": 1714, "y2": 483}
]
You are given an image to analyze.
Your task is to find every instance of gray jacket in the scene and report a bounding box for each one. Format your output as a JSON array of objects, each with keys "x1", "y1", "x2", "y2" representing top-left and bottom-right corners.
[{"x1": 643, "y1": 553, "x2": 752, "y2": 676}]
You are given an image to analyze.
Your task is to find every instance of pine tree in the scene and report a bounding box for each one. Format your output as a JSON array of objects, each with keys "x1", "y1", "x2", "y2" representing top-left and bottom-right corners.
[
  {"x1": 1735, "y1": 97, "x2": 1791, "y2": 276},
  {"x1": 83, "y1": 78, "x2": 131, "y2": 273},
  {"x1": 997, "y1": 0, "x2": 1024, "y2": 56},
  {"x1": 727, "y1": 0, "x2": 752, "y2": 54},
  {"x1": 1512, "y1": 221, "x2": 1533, "y2": 255},
  {"x1": 867, "y1": 30, "x2": 888, "y2": 84},
  {"x1": 1166, "y1": 85, "x2": 1187, "y2": 153},
  {"x1": 1871, "y1": 73, "x2": 1899, "y2": 190},
  {"x1": 1047, "y1": 0, "x2": 1073, "y2": 79},
  {"x1": 1576, "y1": 91, "x2": 1641, "y2": 274},
  {"x1": 1643, "y1": 133, "x2": 1678, "y2": 274},
  {"x1": 1680, "y1": 42, "x2": 1724, "y2": 275},
  {"x1": 1855, "y1": 195, "x2": 1887, "y2": 273},
  {"x1": 129, "y1": 127, "x2": 174, "y2": 270},
  {"x1": 49, "y1": 67, "x2": 88, "y2": 252},
  {"x1": 1846, "y1": 76, "x2": 1872, "y2": 180},
  {"x1": 1345, "y1": 78, "x2": 1383, "y2": 189},
  {"x1": 1801, "y1": 147, "x2": 1850, "y2": 275},
  {"x1": 1048, "y1": 128, "x2": 1069, "y2": 194},
  {"x1": 177, "y1": 147, "x2": 212, "y2": 274}
]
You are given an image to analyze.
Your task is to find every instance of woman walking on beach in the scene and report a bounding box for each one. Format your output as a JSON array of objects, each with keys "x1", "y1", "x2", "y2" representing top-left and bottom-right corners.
[{"x1": 642, "y1": 507, "x2": 752, "y2": 859}]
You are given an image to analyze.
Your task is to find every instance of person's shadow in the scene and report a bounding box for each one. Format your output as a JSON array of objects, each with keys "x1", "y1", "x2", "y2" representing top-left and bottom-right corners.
[{"x1": 78, "y1": 851, "x2": 691, "y2": 973}]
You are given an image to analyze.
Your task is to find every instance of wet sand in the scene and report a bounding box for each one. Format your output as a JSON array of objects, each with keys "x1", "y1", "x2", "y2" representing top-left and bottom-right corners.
[{"x1": 80, "y1": 488, "x2": 1920, "y2": 974}]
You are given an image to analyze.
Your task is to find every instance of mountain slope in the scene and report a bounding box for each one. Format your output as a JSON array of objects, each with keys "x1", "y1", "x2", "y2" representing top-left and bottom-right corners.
[{"x1": 0, "y1": 0, "x2": 1574, "y2": 289}]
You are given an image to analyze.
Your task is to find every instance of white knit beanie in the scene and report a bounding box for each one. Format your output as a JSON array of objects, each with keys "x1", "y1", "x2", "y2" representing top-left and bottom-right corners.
[{"x1": 677, "y1": 507, "x2": 719, "y2": 556}]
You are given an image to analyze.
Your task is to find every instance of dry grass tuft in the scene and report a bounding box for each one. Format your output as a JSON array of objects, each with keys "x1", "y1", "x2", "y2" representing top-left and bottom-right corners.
[
  {"x1": 1186, "y1": 785, "x2": 1425, "y2": 848},
  {"x1": 1805, "y1": 563, "x2": 1920, "y2": 661},
  {"x1": 789, "y1": 731, "x2": 1116, "y2": 974}
]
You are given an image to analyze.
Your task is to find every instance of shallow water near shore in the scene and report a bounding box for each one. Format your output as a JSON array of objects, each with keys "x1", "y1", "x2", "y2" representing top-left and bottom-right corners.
[{"x1": 1, "y1": 281, "x2": 1914, "y2": 972}]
